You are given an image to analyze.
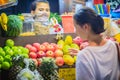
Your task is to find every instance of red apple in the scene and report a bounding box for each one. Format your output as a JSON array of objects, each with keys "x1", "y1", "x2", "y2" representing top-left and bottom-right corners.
[
  {"x1": 46, "y1": 50, "x2": 55, "y2": 58},
  {"x1": 80, "y1": 42, "x2": 89, "y2": 50},
  {"x1": 32, "y1": 59, "x2": 38, "y2": 67},
  {"x1": 55, "y1": 57, "x2": 64, "y2": 66},
  {"x1": 29, "y1": 46, "x2": 37, "y2": 52},
  {"x1": 73, "y1": 36, "x2": 83, "y2": 46},
  {"x1": 46, "y1": 44, "x2": 55, "y2": 52},
  {"x1": 55, "y1": 49, "x2": 63, "y2": 57},
  {"x1": 37, "y1": 51, "x2": 46, "y2": 58},
  {"x1": 42, "y1": 42, "x2": 49, "y2": 47},
  {"x1": 50, "y1": 43, "x2": 57, "y2": 47},
  {"x1": 33, "y1": 43, "x2": 40, "y2": 51},
  {"x1": 29, "y1": 52, "x2": 37, "y2": 59},
  {"x1": 55, "y1": 45, "x2": 63, "y2": 50},
  {"x1": 39, "y1": 45, "x2": 46, "y2": 52},
  {"x1": 25, "y1": 44, "x2": 32, "y2": 50}
]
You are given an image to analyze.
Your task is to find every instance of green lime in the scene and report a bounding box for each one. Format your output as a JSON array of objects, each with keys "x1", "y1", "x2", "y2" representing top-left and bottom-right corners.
[
  {"x1": 0, "y1": 56, "x2": 4, "y2": 63},
  {"x1": 0, "y1": 50, "x2": 5, "y2": 57},
  {"x1": 4, "y1": 55, "x2": 12, "y2": 62},
  {"x1": 6, "y1": 39, "x2": 14, "y2": 47},
  {"x1": 1, "y1": 61, "x2": 10, "y2": 70}
]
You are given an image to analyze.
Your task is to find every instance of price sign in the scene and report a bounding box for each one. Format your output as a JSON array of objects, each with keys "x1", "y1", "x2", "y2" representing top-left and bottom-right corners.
[{"x1": 58, "y1": 68, "x2": 76, "y2": 80}]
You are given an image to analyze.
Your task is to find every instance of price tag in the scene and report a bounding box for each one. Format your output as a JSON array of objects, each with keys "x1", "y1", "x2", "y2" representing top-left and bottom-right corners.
[{"x1": 58, "y1": 68, "x2": 76, "y2": 80}]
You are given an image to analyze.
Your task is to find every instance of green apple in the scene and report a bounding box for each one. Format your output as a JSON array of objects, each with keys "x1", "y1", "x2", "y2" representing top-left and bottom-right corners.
[
  {"x1": 12, "y1": 46, "x2": 18, "y2": 51},
  {"x1": 22, "y1": 48, "x2": 29, "y2": 54},
  {"x1": 0, "y1": 50, "x2": 5, "y2": 57},
  {"x1": 0, "y1": 47, "x2": 3, "y2": 51},
  {"x1": 4, "y1": 55, "x2": 12, "y2": 62},
  {"x1": 6, "y1": 39, "x2": 14, "y2": 47},
  {"x1": 3, "y1": 46, "x2": 11, "y2": 51},
  {"x1": 21, "y1": 54, "x2": 29, "y2": 58},
  {"x1": 1, "y1": 61, "x2": 10, "y2": 70},
  {"x1": 6, "y1": 49, "x2": 14, "y2": 56},
  {"x1": 17, "y1": 48, "x2": 22, "y2": 54},
  {"x1": 0, "y1": 56, "x2": 4, "y2": 63}
]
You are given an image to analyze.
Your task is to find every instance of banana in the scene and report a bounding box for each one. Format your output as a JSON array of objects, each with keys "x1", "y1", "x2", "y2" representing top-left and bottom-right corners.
[
  {"x1": 1, "y1": 13, "x2": 8, "y2": 25},
  {"x1": 1, "y1": 22, "x2": 7, "y2": 31},
  {"x1": 18, "y1": 15, "x2": 24, "y2": 21},
  {"x1": 0, "y1": 16, "x2": 1, "y2": 24}
]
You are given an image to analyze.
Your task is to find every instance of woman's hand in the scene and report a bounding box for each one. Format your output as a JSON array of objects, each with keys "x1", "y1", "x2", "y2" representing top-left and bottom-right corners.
[{"x1": 69, "y1": 48, "x2": 79, "y2": 56}]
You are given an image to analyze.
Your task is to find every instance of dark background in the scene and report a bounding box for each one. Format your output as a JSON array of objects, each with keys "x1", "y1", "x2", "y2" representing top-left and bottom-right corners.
[{"x1": 0, "y1": 0, "x2": 59, "y2": 15}]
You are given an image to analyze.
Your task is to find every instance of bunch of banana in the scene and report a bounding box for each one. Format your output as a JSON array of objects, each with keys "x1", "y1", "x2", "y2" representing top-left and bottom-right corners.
[
  {"x1": 0, "y1": 13, "x2": 8, "y2": 31},
  {"x1": 55, "y1": 33, "x2": 64, "y2": 41}
]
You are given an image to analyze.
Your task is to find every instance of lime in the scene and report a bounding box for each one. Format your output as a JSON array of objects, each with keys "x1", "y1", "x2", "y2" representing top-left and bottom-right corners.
[
  {"x1": 6, "y1": 39, "x2": 14, "y2": 47},
  {"x1": 1, "y1": 61, "x2": 10, "y2": 70},
  {"x1": 0, "y1": 50, "x2": 5, "y2": 57},
  {"x1": 4, "y1": 55, "x2": 12, "y2": 62},
  {"x1": 0, "y1": 56, "x2": 4, "y2": 63}
]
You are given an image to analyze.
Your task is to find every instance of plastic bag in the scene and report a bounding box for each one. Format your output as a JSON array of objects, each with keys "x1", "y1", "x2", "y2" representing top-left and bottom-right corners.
[{"x1": 16, "y1": 58, "x2": 43, "y2": 80}]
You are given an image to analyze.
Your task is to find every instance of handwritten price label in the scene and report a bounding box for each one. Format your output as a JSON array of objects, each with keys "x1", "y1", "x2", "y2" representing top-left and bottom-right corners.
[{"x1": 58, "y1": 68, "x2": 76, "y2": 80}]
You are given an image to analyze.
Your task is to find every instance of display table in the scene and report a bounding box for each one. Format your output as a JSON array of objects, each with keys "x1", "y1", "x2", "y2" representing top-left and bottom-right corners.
[{"x1": 0, "y1": 33, "x2": 77, "y2": 80}]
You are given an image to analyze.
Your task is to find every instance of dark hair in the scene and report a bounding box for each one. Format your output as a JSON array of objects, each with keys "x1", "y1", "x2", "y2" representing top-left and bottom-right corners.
[
  {"x1": 74, "y1": 7, "x2": 105, "y2": 34},
  {"x1": 31, "y1": 0, "x2": 49, "y2": 11}
]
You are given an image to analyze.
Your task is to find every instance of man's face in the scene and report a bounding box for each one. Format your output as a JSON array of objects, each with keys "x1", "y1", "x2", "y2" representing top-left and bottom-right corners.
[{"x1": 33, "y1": 2, "x2": 50, "y2": 21}]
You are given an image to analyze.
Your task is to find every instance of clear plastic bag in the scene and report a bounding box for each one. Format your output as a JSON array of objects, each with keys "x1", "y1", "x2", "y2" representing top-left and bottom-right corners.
[{"x1": 16, "y1": 59, "x2": 43, "y2": 80}]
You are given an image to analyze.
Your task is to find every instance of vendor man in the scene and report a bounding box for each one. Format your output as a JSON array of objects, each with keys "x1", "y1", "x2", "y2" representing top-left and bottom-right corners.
[{"x1": 30, "y1": 0, "x2": 63, "y2": 35}]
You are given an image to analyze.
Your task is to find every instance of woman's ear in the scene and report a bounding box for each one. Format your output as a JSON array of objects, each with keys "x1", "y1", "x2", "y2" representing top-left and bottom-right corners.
[{"x1": 83, "y1": 24, "x2": 90, "y2": 33}]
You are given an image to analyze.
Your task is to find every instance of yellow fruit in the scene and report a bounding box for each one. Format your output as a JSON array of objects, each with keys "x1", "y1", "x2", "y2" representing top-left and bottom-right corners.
[
  {"x1": 18, "y1": 15, "x2": 24, "y2": 21},
  {"x1": 74, "y1": 56, "x2": 77, "y2": 62},
  {"x1": 63, "y1": 55, "x2": 75, "y2": 66},
  {"x1": 62, "y1": 45, "x2": 71, "y2": 54},
  {"x1": 1, "y1": 22, "x2": 7, "y2": 31},
  {"x1": 1, "y1": 13, "x2": 8, "y2": 24},
  {"x1": 0, "y1": 16, "x2": 1, "y2": 23},
  {"x1": 114, "y1": 33, "x2": 120, "y2": 43},
  {"x1": 65, "y1": 35, "x2": 73, "y2": 45},
  {"x1": 57, "y1": 40, "x2": 64, "y2": 46}
]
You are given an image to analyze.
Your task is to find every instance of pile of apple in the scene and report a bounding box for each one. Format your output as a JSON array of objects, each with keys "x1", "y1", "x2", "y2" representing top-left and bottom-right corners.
[
  {"x1": 25, "y1": 42, "x2": 64, "y2": 67},
  {"x1": 0, "y1": 39, "x2": 29, "y2": 70}
]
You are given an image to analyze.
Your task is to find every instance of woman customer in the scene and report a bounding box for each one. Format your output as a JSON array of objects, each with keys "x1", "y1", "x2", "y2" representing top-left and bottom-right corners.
[{"x1": 70, "y1": 7, "x2": 119, "y2": 80}]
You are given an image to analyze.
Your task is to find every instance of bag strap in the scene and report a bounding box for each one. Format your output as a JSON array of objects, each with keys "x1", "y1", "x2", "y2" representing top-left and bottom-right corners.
[{"x1": 115, "y1": 42, "x2": 120, "y2": 64}]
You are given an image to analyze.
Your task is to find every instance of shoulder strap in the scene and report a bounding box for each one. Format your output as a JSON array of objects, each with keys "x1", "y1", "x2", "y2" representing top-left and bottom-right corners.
[{"x1": 115, "y1": 42, "x2": 120, "y2": 64}]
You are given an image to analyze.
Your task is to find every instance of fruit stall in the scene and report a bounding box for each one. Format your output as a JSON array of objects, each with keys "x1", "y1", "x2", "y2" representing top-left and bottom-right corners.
[
  {"x1": 0, "y1": 0, "x2": 120, "y2": 80},
  {"x1": 0, "y1": 33, "x2": 82, "y2": 80}
]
